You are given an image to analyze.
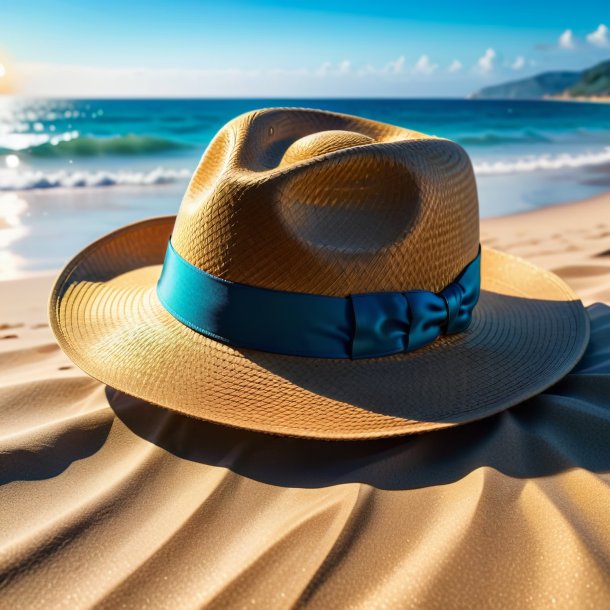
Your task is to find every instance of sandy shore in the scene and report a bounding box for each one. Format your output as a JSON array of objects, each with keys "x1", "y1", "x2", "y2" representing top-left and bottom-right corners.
[
  {"x1": 1, "y1": 193, "x2": 610, "y2": 607},
  {"x1": 546, "y1": 95, "x2": 610, "y2": 104},
  {"x1": 481, "y1": 191, "x2": 610, "y2": 306}
]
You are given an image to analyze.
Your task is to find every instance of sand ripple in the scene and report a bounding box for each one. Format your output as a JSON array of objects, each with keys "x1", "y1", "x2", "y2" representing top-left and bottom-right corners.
[{"x1": 0, "y1": 300, "x2": 609, "y2": 608}]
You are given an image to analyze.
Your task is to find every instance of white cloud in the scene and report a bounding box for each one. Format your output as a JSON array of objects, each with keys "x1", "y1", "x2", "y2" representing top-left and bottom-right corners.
[
  {"x1": 558, "y1": 29, "x2": 575, "y2": 49},
  {"x1": 337, "y1": 60, "x2": 351, "y2": 75},
  {"x1": 383, "y1": 56, "x2": 405, "y2": 74},
  {"x1": 413, "y1": 55, "x2": 438, "y2": 75},
  {"x1": 476, "y1": 48, "x2": 496, "y2": 74},
  {"x1": 314, "y1": 61, "x2": 332, "y2": 77},
  {"x1": 357, "y1": 63, "x2": 376, "y2": 76},
  {"x1": 267, "y1": 67, "x2": 308, "y2": 77},
  {"x1": 314, "y1": 60, "x2": 351, "y2": 77},
  {"x1": 586, "y1": 24, "x2": 609, "y2": 48},
  {"x1": 448, "y1": 59, "x2": 462, "y2": 73},
  {"x1": 511, "y1": 56, "x2": 525, "y2": 70}
]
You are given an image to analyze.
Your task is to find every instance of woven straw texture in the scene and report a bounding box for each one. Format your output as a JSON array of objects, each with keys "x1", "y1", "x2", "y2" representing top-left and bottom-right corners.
[
  {"x1": 172, "y1": 108, "x2": 479, "y2": 295},
  {"x1": 49, "y1": 109, "x2": 589, "y2": 439}
]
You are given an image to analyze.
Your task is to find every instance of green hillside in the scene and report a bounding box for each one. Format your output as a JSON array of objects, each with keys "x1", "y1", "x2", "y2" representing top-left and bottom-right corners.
[
  {"x1": 472, "y1": 59, "x2": 610, "y2": 99},
  {"x1": 568, "y1": 60, "x2": 610, "y2": 96}
]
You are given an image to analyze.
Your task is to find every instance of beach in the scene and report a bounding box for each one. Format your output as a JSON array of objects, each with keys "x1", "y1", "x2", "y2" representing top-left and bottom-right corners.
[
  {"x1": 481, "y1": 191, "x2": 610, "y2": 305},
  {"x1": 547, "y1": 95, "x2": 610, "y2": 104},
  {"x1": 1, "y1": 190, "x2": 610, "y2": 607}
]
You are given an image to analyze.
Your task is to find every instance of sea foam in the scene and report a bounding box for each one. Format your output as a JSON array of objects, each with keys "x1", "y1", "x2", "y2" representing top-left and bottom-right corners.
[
  {"x1": 474, "y1": 147, "x2": 610, "y2": 175},
  {"x1": 0, "y1": 167, "x2": 191, "y2": 190}
]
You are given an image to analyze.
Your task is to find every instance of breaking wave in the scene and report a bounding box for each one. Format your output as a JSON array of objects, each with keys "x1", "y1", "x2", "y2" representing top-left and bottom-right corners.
[
  {"x1": 473, "y1": 147, "x2": 610, "y2": 175},
  {"x1": 458, "y1": 130, "x2": 551, "y2": 146},
  {"x1": 0, "y1": 167, "x2": 191, "y2": 190},
  {"x1": 0, "y1": 133, "x2": 190, "y2": 157}
]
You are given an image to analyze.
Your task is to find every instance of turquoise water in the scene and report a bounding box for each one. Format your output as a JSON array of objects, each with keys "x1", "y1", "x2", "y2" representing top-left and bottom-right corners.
[{"x1": 1, "y1": 97, "x2": 610, "y2": 277}]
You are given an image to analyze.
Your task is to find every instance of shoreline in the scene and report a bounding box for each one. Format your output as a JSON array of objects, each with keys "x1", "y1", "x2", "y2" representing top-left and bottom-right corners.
[
  {"x1": 484, "y1": 187, "x2": 610, "y2": 220},
  {"x1": 544, "y1": 94, "x2": 610, "y2": 104},
  {"x1": 480, "y1": 190, "x2": 610, "y2": 306}
]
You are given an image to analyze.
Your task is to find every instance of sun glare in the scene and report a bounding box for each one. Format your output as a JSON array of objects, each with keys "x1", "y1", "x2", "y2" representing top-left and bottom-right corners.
[
  {"x1": 6, "y1": 154, "x2": 20, "y2": 169},
  {"x1": 0, "y1": 59, "x2": 15, "y2": 93}
]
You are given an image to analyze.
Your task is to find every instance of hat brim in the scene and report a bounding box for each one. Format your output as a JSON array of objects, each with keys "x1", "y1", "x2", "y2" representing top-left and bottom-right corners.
[{"x1": 49, "y1": 216, "x2": 589, "y2": 440}]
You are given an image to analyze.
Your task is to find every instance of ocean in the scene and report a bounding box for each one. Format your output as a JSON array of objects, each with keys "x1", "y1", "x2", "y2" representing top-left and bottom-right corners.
[{"x1": 1, "y1": 97, "x2": 610, "y2": 279}]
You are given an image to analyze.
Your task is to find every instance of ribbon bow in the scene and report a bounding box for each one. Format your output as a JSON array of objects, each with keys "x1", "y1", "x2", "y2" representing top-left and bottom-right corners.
[{"x1": 350, "y1": 253, "x2": 480, "y2": 359}]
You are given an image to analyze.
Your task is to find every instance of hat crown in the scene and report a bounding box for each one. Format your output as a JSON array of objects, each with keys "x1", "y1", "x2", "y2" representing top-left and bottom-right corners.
[{"x1": 171, "y1": 108, "x2": 479, "y2": 296}]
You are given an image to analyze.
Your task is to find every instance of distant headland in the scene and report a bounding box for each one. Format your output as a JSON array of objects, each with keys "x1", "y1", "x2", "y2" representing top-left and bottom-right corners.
[{"x1": 471, "y1": 59, "x2": 610, "y2": 101}]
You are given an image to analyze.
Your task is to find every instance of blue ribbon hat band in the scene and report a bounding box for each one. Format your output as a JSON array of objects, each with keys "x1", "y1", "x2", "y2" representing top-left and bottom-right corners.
[{"x1": 156, "y1": 240, "x2": 481, "y2": 360}]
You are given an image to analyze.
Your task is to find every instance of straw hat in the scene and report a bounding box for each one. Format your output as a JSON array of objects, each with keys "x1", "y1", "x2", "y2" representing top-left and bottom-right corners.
[{"x1": 49, "y1": 108, "x2": 589, "y2": 440}]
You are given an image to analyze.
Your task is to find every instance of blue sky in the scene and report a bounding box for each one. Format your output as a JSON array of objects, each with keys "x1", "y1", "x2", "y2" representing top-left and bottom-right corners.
[{"x1": 0, "y1": 0, "x2": 609, "y2": 97}]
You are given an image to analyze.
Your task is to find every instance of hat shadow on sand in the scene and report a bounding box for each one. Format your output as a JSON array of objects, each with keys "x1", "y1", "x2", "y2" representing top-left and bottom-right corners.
[
  {"x1": 107, "y1": 303, "x2": 610, "y2": 492},
  {"x1": 108, "y1": 385, "x2": 610, "y2": 492}
]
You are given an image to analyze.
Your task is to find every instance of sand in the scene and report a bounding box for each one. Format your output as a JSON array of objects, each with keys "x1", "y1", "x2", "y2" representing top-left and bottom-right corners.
[
  {"x1": 547, "y1": 94, "x2": 610, "y2": 104},
  {"x1": 481, "y1": 191, "x2": 610, "y2": 306},
  {"x1": 1, "y1": 193, "x2": 610, "y2": 608}
]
